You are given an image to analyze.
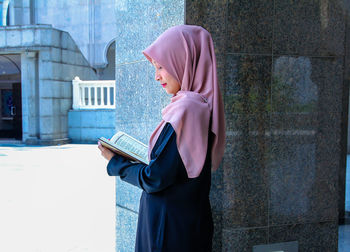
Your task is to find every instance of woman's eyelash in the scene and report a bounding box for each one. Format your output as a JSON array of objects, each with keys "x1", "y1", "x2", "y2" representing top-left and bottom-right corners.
[{"x1": 153, "y1": 63, "x2": 162, "y2": 69}]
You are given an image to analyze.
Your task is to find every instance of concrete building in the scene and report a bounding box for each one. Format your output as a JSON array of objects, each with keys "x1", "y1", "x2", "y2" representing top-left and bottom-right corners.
[
  {"x1": 0, "y1": 0, "x2": 116, "y2": 78},
  {"x1": 0, "y1": 25, "x2": 97, "y2": 144},
  {"x1": 0, "y1": 0, "x2": 116, "y2": 144}
]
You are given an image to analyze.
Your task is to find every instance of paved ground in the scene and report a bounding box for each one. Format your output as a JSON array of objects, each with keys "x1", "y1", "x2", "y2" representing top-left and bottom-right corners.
[
  {"x1": 0, "y1": 144, "x2": 115, "y2": 252},
  {"x1": 1, "y1": 144, "x2": 350, "y2": 251},
  {"x1": 338, "y1": 155, "x2": 350, "y2": 252}
]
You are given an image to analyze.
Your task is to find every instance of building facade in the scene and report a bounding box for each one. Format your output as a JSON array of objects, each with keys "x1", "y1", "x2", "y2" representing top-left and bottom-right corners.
[{"x1": 0, "y1": 0, "x2": 116, "y2": 144}]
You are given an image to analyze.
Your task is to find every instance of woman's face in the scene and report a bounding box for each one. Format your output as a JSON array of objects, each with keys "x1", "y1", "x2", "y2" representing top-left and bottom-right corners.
[{"x1": 152, "y1": 59, "x2": 181, "y2": 95}]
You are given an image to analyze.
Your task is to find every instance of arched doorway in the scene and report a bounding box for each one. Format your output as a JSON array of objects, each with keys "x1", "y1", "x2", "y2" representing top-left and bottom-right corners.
[
  {"x1": 0, "y1": 54, "x2": 22, "y2": 140},
  {"x1": 95, "y1": 40, "x2": 115, "y2": 80},
  {"x1": 103, "y1": 41, "x2": 115, "y2": 80}
]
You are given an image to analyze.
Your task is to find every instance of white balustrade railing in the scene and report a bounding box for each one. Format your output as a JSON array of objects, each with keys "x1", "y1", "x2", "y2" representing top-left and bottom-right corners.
[{"x1": 72, "y1": 76, "x2": 116, "y2": 109}]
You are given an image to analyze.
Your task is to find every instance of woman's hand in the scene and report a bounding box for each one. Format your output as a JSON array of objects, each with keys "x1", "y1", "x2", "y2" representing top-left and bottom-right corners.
[{"x1": 98, "y1": 141, "x2": 115, "y2": 161}]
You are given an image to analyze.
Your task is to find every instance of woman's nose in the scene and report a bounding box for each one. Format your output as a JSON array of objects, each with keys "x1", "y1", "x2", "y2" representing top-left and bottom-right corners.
[{"x1": 155, "y1": 73, "x2": 161, "y2": 81}]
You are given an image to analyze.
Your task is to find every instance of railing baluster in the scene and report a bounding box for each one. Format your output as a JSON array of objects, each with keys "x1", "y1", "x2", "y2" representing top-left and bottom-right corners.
[
  {"x1": 88, "y1": 86, "x2": 91, "y2": 106},
  {"x1": 101, "y1": 87, "x2": 105, "y2": 106},
  {"x1": 72, "y1": 77, "x2": 116, "y2": 109},
  {"x1": 94, "y1": 86, "x2": 98, "y2": 107},
  {"x1": 79, "y1": 87, "x2": 83, "y2": 106},
  {"x1": 107, "y1": 86, "x2": 111, "y2": 106},
  {"x1": 81, "y1": 87, "x2": 85, "y2": 106}
]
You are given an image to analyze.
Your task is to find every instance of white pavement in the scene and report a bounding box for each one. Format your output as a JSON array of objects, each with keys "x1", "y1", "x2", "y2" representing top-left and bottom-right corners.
[{"x1": 0, "y1": 144, "x2": 115, "y2": 252}]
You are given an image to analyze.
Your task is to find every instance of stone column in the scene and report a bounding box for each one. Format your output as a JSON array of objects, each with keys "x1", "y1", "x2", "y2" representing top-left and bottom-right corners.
[
  {"x1": 113, "y1": 0, "x2": 348, "y2": 251},
  {"x1": 114, "y1": 1, "x2": 184, "y2": 251},
  {"x1": 340, "y1": 6, "x2": 350, "y2": 224},
  {"x1": 186, "y1": 0, "x2": 347, "y2": 251},
  {"x1": 21, "y1": 51, "x2": 39, "y2": 143}
]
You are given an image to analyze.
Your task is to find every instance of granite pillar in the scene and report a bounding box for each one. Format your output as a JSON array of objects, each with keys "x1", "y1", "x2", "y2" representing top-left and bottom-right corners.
[
  {"x1": 113, "y1": 0, "x2": 348, "y2": 251},
  {"x1": 114, "y1": 1, "x2": 184, "y2": 251},
  {"x1": 342, "y1": 6, "x2": 350, "y2": 222},
  {"x1": 186, "y1": 0, "x2": 348, "y2": 251}
]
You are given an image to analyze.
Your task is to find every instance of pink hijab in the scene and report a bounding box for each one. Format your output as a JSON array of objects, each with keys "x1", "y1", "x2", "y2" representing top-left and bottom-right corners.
[{"x1": 143, "y1": 25, "x2": 225, "y2": 178}]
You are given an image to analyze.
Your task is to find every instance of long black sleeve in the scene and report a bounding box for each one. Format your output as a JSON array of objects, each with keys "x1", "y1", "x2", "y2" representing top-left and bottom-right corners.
[{"x1": 106, "y1": 123, "x2": 186, "y2": 193}]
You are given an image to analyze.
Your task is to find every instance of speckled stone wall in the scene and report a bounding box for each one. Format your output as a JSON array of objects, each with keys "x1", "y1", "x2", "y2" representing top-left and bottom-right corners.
[
  {"x1": 343, "y1": 6, "x2": 350, "y2": 223},
  {"x1": 186, "y1": 0, "x2": 349, "y2": 251},
  {"x1": 114, "y1": 1, "x2": 184, "y2": 251}
]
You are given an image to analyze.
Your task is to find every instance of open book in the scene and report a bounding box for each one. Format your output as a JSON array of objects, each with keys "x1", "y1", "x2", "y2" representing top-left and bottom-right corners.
[{"x1": 98, "y1": 132, "x2": 149, "y2": 165}]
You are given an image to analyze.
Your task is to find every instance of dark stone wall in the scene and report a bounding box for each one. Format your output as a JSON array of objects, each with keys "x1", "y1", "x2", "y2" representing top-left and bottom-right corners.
[{"x1": 186, "y1": 0, "x2": 349, "y2": 251}]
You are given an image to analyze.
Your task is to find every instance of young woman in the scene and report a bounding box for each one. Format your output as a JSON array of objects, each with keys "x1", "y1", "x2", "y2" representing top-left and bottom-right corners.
[{"x1": 98, "y1": 25, "x2": 225, "y2": 252}]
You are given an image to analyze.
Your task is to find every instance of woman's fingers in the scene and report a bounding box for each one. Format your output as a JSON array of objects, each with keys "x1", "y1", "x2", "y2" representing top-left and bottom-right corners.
[
  {"x1": 98, "y1": 142, "x2": 107, "y2": 157},
  {"x1": 98, "y1": 141, "x2": 114, "y2": 161},
  {"x1": 98, "y1": 141, "x2": 104, "y2": 151}
]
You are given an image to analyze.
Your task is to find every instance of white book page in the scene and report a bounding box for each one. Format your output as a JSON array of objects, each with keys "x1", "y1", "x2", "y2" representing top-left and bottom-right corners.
[{"x1": 113, "y1": 133, "x2": 149, "y2": 164}]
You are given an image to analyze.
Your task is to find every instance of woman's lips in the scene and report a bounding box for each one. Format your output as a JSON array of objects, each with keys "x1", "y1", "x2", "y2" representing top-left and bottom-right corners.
[{"x1": 161, "y1": 83, "x2": 167, "y2": 87}]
